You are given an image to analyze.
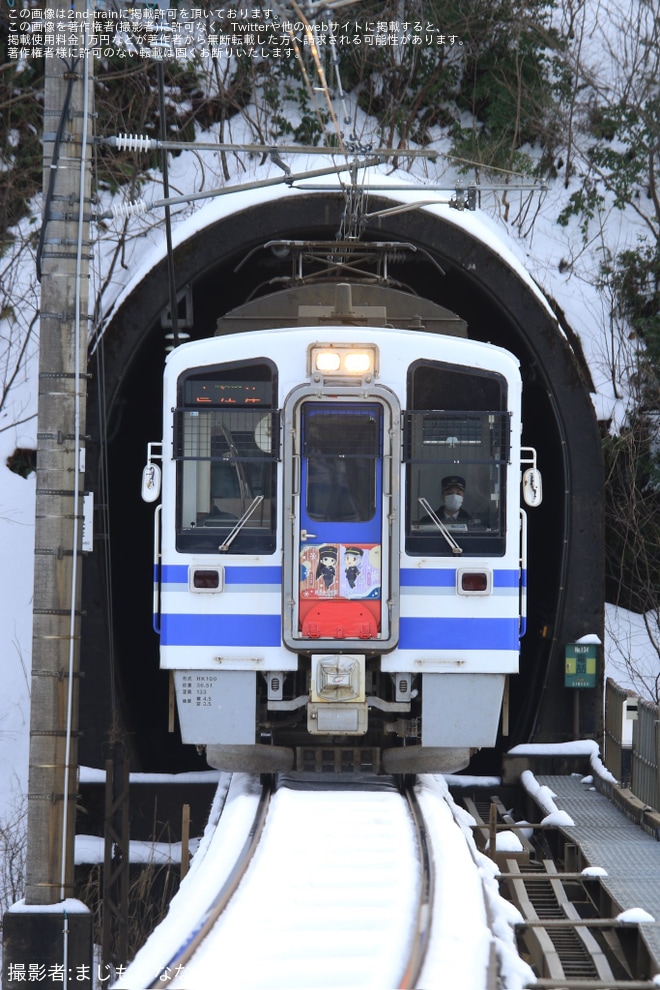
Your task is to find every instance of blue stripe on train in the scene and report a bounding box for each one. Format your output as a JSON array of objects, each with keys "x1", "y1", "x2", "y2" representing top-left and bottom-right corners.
[
  {"x1": 398, "y1": 616, "x2": 520, "y2": 651},
  {"x1": 161, "y1": 612, "x2": 282, "y2": 647},
  {"x1": 159, "y1": 564, "x2": 283, "y2": 585},
  {"x1": 159, "y1": 565, "x2": 518, "y2": 590},
  {"x1": 160, "y1": 613, "x2": 519, "y2": 650},
  {"x1": 400, "y1": 568, "x2": 520, "y2": 588}
]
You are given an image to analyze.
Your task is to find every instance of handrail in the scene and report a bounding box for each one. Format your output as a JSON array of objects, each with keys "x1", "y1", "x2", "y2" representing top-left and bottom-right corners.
[{"x1": 152, "y1": 504, "x2": 162, "y2": 634}]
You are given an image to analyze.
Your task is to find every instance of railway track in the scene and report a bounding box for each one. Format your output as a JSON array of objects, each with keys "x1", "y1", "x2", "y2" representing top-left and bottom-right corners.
[
  {"x1": 136, "y1": 773, "x2": 435, "y2": 989},
  {"x1": 114, "y1": 773, "x2": 659, "y2": 989},
  {"x1": 144, "y1": 774, "x2": 273, "y2": 989}
]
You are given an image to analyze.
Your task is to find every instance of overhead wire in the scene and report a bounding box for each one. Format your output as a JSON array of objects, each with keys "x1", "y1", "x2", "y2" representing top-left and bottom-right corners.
[
  {"x1": 275, "y1": 4, "x2": 544, "y2": 236},
  {"x1": 271, "y1": 0, "x2": 375, "y2": 239},
  {"x1": 282, "y1": 0, "x2": 376, "y2": 241},
  {"x1": 290, "y1": 0, "x2": 346, "y2": 156},
  {"x1": 322, "y1": 9, "x2": 353, "y2": 134}
]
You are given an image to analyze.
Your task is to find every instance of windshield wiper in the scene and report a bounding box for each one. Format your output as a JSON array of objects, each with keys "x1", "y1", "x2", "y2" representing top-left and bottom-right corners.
[
  {"x1": 418, "y1": 498, "x2": 463, "y2": 555},
  {"x1": 219, "y1": 495, "x2": 264, "y2": 552}
]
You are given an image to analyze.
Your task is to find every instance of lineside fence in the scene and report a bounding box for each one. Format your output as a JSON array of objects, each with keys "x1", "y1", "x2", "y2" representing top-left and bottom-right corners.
[{"x1": 604, "y1": 677, "x2": 660, "y2": 814}]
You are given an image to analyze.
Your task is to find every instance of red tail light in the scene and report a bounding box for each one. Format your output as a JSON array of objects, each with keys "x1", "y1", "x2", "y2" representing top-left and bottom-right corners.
[
  {"x1": 458, "y1": 569, "x2": 491, "y2": 594},
  {"x1": 192, "y1": 569, "x2": 221, "y2": 590}
]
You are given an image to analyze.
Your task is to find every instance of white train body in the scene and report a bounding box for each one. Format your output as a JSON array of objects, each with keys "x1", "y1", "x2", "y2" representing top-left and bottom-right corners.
[{"x1": 146, "y1": 308, "x2": 530, "y2": 774}]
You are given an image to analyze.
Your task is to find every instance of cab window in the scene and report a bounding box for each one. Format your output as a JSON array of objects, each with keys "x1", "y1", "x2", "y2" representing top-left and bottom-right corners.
[
  {"x1": 174, "y1": 360, "x2": 278, "y2": 553},
  {"x1": 404, "y1": 361, "x2": 510, "y2": 556}
]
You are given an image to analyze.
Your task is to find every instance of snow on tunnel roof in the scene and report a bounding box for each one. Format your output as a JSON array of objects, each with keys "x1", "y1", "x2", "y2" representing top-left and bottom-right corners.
[{"x1": 97, "y1": 166, "x2": 560, "y2": 347}]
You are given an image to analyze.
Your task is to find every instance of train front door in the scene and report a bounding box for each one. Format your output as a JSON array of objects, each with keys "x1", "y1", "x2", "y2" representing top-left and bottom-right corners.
[{"x1": 293, "y1": 399, "x2": 391, "y2": 644}]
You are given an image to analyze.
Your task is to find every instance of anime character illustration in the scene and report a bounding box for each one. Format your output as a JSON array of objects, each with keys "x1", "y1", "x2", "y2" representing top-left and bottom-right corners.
[
  {"x1": 315, "y1": 545, "x2": 338, "y2": 590},
  {"x1": 343, "y1": 546, "x2": 363, "y2": 589}
]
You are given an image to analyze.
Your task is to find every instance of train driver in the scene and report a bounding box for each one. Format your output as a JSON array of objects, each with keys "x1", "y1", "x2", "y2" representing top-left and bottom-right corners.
[
  {"x1": 425, "y1": 475, "x2": 472, "y2": 525},
  {"x1": 440, "y1": 475, "x2": 471, "y2": 521}
]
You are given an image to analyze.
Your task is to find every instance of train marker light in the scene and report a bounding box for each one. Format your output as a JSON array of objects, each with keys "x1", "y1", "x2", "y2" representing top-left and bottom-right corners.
[
  {"x1": 190, "y1": 567, "x2": 224, "y2": 592},
  {"x1": 457, "y1": 568, "x2": 492, "y2": 595}
]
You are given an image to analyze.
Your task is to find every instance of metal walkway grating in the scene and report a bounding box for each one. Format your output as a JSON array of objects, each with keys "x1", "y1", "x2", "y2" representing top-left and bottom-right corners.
[{"x1": 536, "y1": 774, "x2": 660, "y2": 977}]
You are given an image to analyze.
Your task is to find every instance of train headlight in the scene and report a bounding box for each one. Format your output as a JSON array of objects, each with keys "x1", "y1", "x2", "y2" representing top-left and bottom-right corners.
[
  {"x1": 315, "y1": 351, "x2": 342, "y2": 373},
  {"x1": 310, "y1": 344, "x2": 377, "y2": 378},
  {"x1": 311, "y1": 654, "x2": 366, "y2": 703},
  {"x1": 344, "y1": 351, "x2": 372, "y2": 374}
]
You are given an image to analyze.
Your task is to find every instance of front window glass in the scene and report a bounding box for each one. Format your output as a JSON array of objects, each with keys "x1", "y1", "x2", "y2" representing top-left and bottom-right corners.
[
  {"x1": 405, "y1": 362, "x2": 509, "y2": 556},
  {"x1": 175, "y1": 361, "x2": 278, "y2": 553},
  {"x1": 303, "y1": 405, "x2": 380, "y2": 523}
]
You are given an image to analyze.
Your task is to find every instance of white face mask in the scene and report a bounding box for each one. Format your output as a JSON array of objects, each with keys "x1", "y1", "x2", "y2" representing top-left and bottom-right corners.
[{"x1": 444, "y1": 493, "x2": 463, "y2": 512}]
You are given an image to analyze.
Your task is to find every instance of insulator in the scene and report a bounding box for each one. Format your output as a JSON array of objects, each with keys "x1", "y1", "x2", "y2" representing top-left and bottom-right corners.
[
  {"x1": 111, "y1": 200, "x2": 148, "y2": 220},
  {"x1": 115, "y1": 133, "x2": 154, "y2": 153}
]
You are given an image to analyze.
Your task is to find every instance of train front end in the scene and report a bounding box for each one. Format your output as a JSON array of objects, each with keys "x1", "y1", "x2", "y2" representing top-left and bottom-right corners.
[{"x1": 143, "y1": 320, "x2": 531, "y2": 775}]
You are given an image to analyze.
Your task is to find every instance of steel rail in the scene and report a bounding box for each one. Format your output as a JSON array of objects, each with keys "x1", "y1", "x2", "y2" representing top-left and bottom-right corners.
[
  {"x1": 397, "y1": 779, "x2": 435, "y2": 989},
  {"x1": 145, "y1": 774, "x2": 274, "y2": 988},
  {"x1": 144, "y1": 774, "x2": 433, "y2": 988}
]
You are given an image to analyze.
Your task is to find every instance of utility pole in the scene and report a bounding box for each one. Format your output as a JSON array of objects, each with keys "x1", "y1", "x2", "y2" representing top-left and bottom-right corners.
[{"x1": 3, "y1": 5, "x2": 94, "y2": 985}]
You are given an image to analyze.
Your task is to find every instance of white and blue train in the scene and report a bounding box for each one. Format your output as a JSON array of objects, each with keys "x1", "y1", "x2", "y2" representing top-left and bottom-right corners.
[{"x1": 142, "y1": 282, "x2": 541, "y2": 774}]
